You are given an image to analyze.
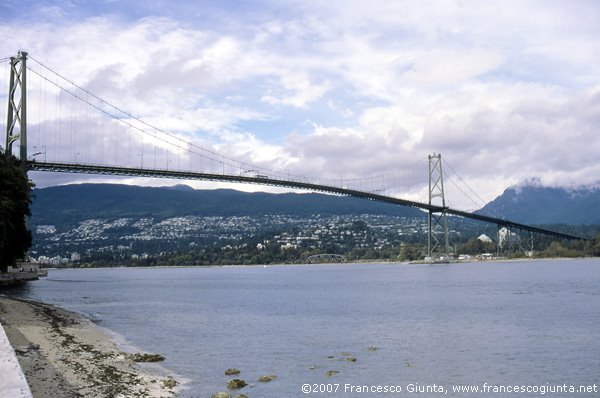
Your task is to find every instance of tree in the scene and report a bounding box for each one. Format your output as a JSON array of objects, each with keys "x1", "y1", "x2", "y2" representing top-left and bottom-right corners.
[
  {"x1": 538, "y1": 241, "x2": 580, "y2": 258},
  {"x1": 0, "y1": 152, "x2": 33, "y2": 272},
  {"x1": 459, "y1": 237, "x2": 496, "y2": 255},
  {"x1": 399, "y1": 243, "x2": 425, "y2": 261}
]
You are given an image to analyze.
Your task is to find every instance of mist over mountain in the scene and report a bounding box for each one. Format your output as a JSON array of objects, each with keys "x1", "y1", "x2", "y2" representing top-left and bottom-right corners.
[
  {"x1": 477, "y1": 184, "x2": 600, "y2": 225},
  {"x1": 30, "y1": 183, "x2": 424, "y2": 225}
]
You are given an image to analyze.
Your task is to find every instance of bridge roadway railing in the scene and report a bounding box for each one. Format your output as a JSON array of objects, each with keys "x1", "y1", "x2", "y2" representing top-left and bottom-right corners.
[{"x1": 27, "y1": 160, "x2": 585, "y2": 241}]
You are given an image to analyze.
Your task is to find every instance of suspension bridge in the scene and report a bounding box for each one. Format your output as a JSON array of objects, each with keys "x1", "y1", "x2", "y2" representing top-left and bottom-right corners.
[{"x1": 2, "y1": 51, "x2": 585, "y2": 258}]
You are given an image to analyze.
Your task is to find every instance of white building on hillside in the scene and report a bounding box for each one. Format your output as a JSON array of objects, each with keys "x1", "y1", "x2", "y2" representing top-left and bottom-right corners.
[{"x1": 477, "y1": 234, "x2": 493, "y2": 243}]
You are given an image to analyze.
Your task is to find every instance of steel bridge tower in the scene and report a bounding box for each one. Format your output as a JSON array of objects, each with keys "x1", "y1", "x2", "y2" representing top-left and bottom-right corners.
[
  {"x1": 5, "y1": 51, "x2": 28, "y2": 160},
  {"x1": 428, "y1": 153, "x2": 449, "y2": 258}
]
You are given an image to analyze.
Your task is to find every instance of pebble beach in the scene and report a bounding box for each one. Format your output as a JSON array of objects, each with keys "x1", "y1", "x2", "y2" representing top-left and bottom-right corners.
[{"x1": 0, "y1": 296, "x2": 179, "y2": 398}]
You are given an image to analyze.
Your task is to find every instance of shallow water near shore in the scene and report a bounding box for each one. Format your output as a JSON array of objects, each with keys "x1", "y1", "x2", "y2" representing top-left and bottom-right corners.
[{"x1": 7, "y1": 259, "x2": 600, "y2": 397}]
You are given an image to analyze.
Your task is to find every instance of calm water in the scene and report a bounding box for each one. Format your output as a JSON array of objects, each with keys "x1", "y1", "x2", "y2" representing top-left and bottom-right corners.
[{"x1": 7, "y1": 259, "x2": 600, "y2": 397}]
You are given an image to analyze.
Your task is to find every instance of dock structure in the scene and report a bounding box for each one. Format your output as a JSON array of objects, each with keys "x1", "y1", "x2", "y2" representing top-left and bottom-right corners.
[
  {"x1": 0, "y1": 262, "x2": 47, "y2": 287},
  {"x1": 0, "y1": 272, "x2": 39, "y2": 287}
]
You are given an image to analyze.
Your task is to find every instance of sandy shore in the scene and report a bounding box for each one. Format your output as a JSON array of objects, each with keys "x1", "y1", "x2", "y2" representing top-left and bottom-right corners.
[{"x1": 0, "y1": 296, "x2": 179, "y2": 398}]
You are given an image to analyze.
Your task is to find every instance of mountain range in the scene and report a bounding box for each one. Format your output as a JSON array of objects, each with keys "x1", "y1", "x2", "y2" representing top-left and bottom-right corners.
[
  {"x1": 477, "y1": 185, "x2": 600, "y2": 225},
  {"x1": 29, "y1": 182, "x2": 600, "y2": 227},
  {"x1": 30, "y1": 183, "x2": 424, "y2": 226}
]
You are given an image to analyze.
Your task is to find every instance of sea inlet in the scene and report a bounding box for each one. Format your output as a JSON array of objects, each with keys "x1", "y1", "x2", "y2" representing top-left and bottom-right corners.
[{"x1": 6, "y1": 258, "x2": 600, "y2": 397}]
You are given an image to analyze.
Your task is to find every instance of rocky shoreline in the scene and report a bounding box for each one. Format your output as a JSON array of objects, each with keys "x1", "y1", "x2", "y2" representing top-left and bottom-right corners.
[{"x1": 0, "y1": 296, "x2": 179, "y2": 398}]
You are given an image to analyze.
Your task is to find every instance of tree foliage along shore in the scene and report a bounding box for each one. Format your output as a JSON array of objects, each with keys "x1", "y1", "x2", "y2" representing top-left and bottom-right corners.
[{"x1": 0, "y1": 151, "x2": 33, "y2": 272}]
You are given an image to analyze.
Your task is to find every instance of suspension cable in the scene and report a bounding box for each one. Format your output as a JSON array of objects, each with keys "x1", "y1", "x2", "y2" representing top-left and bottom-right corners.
[
  {"x1": 25, "y1": 55, "x2": 421, "y2": 193},
  {"x1": 443, "y1": 158, "x2": 487, "y2": 209},
  {"x1": 27, "y1": 60, "x2": 252, "y2": 165},
  {"x1": 27, "y1": 55, "x2": 304, "y2": 179}
]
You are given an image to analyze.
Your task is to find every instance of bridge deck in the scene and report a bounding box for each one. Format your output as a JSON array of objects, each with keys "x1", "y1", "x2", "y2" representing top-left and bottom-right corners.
[{"x1": 27, "y1": 160, "x2": 586, "y2": 241}]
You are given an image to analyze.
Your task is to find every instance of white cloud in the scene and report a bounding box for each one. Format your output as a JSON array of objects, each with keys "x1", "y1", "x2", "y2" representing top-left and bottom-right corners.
[
  {"x1": 3, "y1": 0, "x2": 600, "y2": 207},
  {"x1": 261, "y1": 72, "x2": 330, "y2": 108},
  {"x1": 404, "y1": 49, "x2": 504, "y2": 87}
]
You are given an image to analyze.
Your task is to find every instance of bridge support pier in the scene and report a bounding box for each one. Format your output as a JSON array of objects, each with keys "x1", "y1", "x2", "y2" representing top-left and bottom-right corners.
[
  {"x1": 5, "y1": 51, "x2": 27, "y2": 160},
  {"x1": 529, "y1": 231, "x2": 534, "y2": 254},
  {"x1": 497, "y1": 225, "x2": 530, "y2": 257},
  {"x1": 427, "y1": 153, "x2": 449, "y2": 259},
  {"x1": 496, "y1": 225, "x2": 500, "y2": 257}
]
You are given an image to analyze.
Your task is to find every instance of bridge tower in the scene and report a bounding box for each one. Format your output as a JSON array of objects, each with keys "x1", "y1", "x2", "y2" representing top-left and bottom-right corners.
[
  {"x1": 5, "y1": 51, "x2": 28, "y2": 160},
  {"x1": 427, "y1": 153, "x2": 449, "y2": 258}
]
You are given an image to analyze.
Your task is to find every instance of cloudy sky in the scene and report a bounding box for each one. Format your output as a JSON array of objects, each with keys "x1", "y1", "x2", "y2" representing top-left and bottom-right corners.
[{"x1": 1, "y1": 0, "x2": 599, "y2": 208}]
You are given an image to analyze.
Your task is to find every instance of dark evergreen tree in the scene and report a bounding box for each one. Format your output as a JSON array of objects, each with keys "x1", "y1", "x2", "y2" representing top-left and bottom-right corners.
[{"x1": 0, "y1": 152, "x2": 33, "y2": 272}]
